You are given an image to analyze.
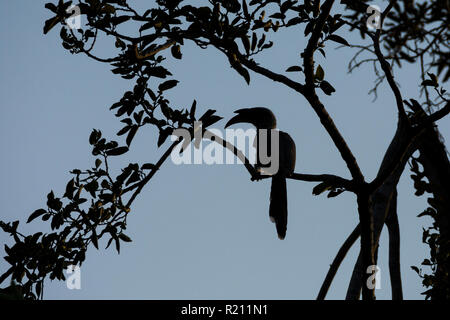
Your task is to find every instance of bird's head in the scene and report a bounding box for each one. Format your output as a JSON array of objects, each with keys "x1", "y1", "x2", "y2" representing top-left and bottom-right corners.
[{"x1": 225, "y1": 107, "x2": 277, "y2": 129}]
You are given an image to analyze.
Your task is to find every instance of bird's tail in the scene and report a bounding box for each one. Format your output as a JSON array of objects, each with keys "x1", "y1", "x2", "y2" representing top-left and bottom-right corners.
[{"x1": 269, "y1": 174, "x2": 288, "y2": 240}]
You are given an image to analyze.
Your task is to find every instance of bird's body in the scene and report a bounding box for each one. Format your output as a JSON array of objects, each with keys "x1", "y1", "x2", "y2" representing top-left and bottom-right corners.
[
  {"x1": 225, "y1": 107, "x2": 296, "y2": 239},
  {"x1": 269, "y1": 131, "x2": 295, "y2": 239}
]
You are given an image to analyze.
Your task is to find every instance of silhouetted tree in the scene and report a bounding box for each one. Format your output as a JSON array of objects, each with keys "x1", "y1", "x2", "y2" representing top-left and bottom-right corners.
[{"x1": 0, "y1": 0, "x2": 448, "y2": 300}]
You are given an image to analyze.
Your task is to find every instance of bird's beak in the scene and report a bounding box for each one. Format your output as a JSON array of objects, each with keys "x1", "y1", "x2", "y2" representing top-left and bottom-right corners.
[{"x1": 225, "y1": 114, "x2": 248, "y2": 128}]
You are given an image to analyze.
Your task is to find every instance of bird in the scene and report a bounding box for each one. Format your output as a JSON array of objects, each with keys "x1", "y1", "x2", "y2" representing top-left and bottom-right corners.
[{"x1": 225, "y1": 107, "x2": 296, "y2": 239}]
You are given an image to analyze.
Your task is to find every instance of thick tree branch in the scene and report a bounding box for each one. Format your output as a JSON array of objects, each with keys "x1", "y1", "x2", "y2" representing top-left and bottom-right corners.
[
  {"x1": 385, "y1": 188, "x2": 403, "y2": 300},
  {"x1": 347, "y1": 117, "x2": 418, "y2": 299},
  {"x1": 304, "y1": 0, "x2": 375, "y2": 300}
]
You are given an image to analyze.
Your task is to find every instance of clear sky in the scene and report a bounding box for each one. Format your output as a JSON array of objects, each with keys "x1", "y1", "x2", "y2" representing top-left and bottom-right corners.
[{"x1": 1, "y1": 1, "x2": 449, "y2": 300}]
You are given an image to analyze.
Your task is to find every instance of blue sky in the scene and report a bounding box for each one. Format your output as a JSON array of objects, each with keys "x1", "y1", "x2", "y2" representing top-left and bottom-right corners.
[{"x1": 1, "y1": 1, "x2": 449, "y2": 299}]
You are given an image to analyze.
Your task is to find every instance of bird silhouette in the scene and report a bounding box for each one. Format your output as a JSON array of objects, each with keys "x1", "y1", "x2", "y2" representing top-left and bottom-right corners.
[{"x1": 225, "y1": 107, "x2": 296, "y2": 239}]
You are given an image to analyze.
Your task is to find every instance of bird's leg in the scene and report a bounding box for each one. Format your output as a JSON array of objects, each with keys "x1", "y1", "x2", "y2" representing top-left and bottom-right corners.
[{"x1": 251, "y1": 173, "x2": 263, "y2": 181}]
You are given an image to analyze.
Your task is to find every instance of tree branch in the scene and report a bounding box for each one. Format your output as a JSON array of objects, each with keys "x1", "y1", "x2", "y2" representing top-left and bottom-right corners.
[
  {"x1": 290, "y1": 173, "x2": 355, "y2": 191},
  {"x1": 425, "y1": 101, "x2": 450, "y2": 124},
  {"x1": 385, "y1": 188, "x2": 403, "y2": 300},
  {"x1": 347, "y1": 117, "x2": 417, "y2": 299},
  {"x1": 317, "y1": 224, "x2": 360, "y2": 300},
  {"x1": 302, "y1": 0, "x2": 364, "y2": 183},
  {"x1": 125, "y1": 139, "x2": 181, "y2": 208},
  {"x1": 204, "y1": 129, "x2": 260, "y2": 179},
  {"x1": 204, "y1": 129, "x2": 354, "y2": 189},
  {"x1": 240, "y1": 57, "x2": 306, "y2": 94},
  {"x1": 373, "y1": 0, "x2": 409, "y2": 123}
]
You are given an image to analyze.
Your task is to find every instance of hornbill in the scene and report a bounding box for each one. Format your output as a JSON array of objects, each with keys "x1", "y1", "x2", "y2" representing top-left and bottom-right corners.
[{"x1": 225, "y1": 107, "x2": 296, "y2": 239}]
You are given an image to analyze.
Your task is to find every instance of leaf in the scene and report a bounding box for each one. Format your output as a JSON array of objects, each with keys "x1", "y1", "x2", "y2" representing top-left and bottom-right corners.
[
  {"x1": 45, "y1": 3, "x2": 58, "y2": 13},
  {"x1": 43, "y1": 16, "x2": 60, "y2": 35},
  {"x1": 199, "y1": 109, "x2": 216, "y2": 122},
  {"x1": 202, "y1": 115, "x2": 223, "y2": 128},
  {"x1": 105, "y1": 237, "x2": 114, "y2": 250},
  {"x1": 147, "y1": 66, "x2": 171, "y2": 78},
  {"x1": 327, "y1": 188, "x2": 344, "y2": 198},
  {"x1": 147, "y1": 88, "x2": 157, "y2": 101},
  {"x1": 139, "y1": 22, "x2": 154, "y2": 32},
  {"x1": 315, "y1": 65, "x2": 325, "y2": 81},
  {"x1": 281, "y1": 0, "x2": 294, "y2": 13},
  {"x1": 251, "y1": 32, "x2": 257, "y2": 51},
  {"x1": 171, "y1": 45, "x2": 182, "y2": 59},
  {"x1": 110, "y1": 101, "x2": 122, "y2": 110},
  {"x1": 115, "y1": 237, "x2": 121, "y2": 254},
  {"x1": 106, "y1": 146, "x2": 129, "y2": 156},
  {"x1": 158, "y1": 80, "x2": 179, "y2": 92},
  {"x1": 91, "y1": 231, "x2": 99, "y2": 250},
  {"x1": 318, "y1": 48, "x2": 326, "y2": 58},
  {"x1": 110, "y1": 15, "x2": 130, "y2": 25},
  {"x1": 233, "y1": 63, "x2": 250, "y2": 84},
  {"x1": 327, "y1": 34, "x2": 350, "y2": 46},
  {"x1": 160, "y1": 101, "x2": 172, "y2": 119},
  {"x1": 119, "y1": 233, "x2": 132, "y2": 242},
  {"x1": 126, "y1": 125, "x2": 138, "y2": 147},
  {"x1": 312, "y1": 182, "x2": 331, "y2": 195},
  {"x1": 241, "y1": 35, "x2": 250, "y2": 54},
  {"x1": 286, "y1": 66, "x2": 303, "y2": 72},
  {"x1": 261, "y1": 41, "x2": 273, "y2": 50},
  {"x1": 190, "y1": 100, "x2": 197, "y2": 119},
  {"x1": 64, "y1": 178, "x2": 76, "y2": 200},
  {"x1": 422, "y1": 259, "x2": 432, "y2": 266},
  {"x1": 36, "y1": 281, "x2": 42, "y2": 298},
  {"x1": 257, "y1": 34, "x2": 266, "y2": 48},
  {"x1": 286, "y1": 17, "x2": 302, "y2": 27},
  {"x1": 115, "y1": 37, "x2": 126, "y2": 50},
  {"x1": 330, "y1": 20, "x2": 345, "y2": 33},
  {"x1": 304, "y1": 21, "x2": 315, "y2": 36},
  {"x1": 313, "y1": 0, "x2": 320, "y2": 17},
  {"x1": 410, "y1": 266, "x2": 420, "y2": 275},
  {"x1": 421, "y1": 79, "x2": 437, "y2": 87},
  {"x1": 11, "y1": 220, "x2": 19, "y2": 232},
  {"x1": 27, "y1": 209, "x2": 47, "y2": 223},
  {"x1": 320, "y1": 80, "x2": 336, "y2": 95},
  {"x1": 102, "y1": 4, "x2": 116, "y2": 14},
  {"x1": 427, "y1": 72, "x2": 438, "y2": 85},
  {"x1": 85, "y1": 180, "x2": 98, "y2": 198},
  {"x1": 126, "y1": 172, "x2": 140, "y2": 186},
  {"x1": 89, "y1": 129, "x2": 101, "y2": 145},
  {"x1": 157, "y1": 129, "x2": 170, "y2": 147},
  {"x1": 243, "y1": 0, "x2": 249, "y2": 18},
  {"x1": 117, "y1": 125, "x2": 131, "y2": 136},
  {"x1": 141, "y1": 163, "x2": 156, "y2": 170},
  {"x1": 417, "y1": 209, "x2": 433, "y2": 218}
]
